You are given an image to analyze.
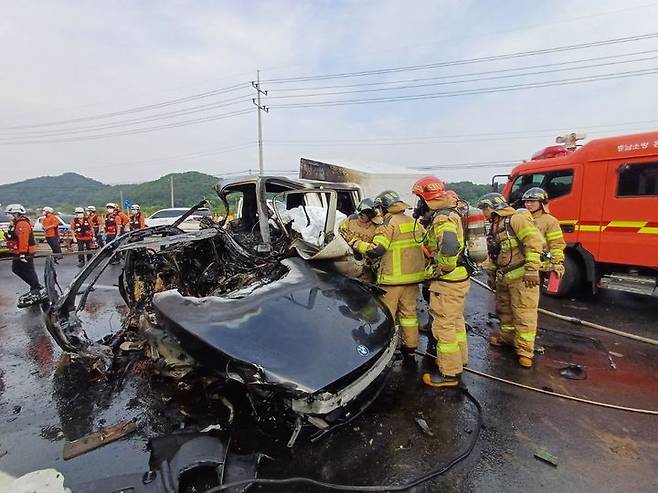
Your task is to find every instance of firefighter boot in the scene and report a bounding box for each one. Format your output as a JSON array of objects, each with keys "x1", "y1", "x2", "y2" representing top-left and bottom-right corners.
[
  {"x1": 422, "y1": 369, "x2": 460, "y2": 388},
  {"x1": 518, "y1": 356, "x2": 533, "y2": 368}
]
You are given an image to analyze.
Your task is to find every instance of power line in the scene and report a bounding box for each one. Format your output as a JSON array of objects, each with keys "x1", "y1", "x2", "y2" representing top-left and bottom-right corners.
[
  {"x1": 262, "y1": 32, "x2": 658, "y2": 83},
  {"x1": 0, "y1": 108, "x2": 254, "y2": 145},
  {"x1": 0, "y1": 94, "x2": 253, "y2": 139},
  {"x1": 267, "y1": 52, "x2": 658, "y2": 99},
  {"x1": 0, "y1": 82, "x2": 251, "y2": 131},
  {"x1": 269, "y1": 67, "x2": 658, "y2": 109}
]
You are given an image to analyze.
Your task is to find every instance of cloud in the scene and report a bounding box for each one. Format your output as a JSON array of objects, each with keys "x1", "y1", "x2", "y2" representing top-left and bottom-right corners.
[{"x1": 1, "y1": 0, "x2": 657, "y2": 187}]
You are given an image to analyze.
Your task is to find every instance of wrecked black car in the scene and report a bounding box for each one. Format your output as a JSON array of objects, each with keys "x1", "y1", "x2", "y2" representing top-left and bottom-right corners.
[{"x1": 44, "y1": 175, "x2": 397, "y2": 445}]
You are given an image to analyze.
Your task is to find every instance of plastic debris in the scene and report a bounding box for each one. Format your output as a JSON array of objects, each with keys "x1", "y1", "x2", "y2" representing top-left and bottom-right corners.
[
  {"x1": 534, "y1": 449, "x2": 559, "y2": 467},
  {"x1": 414, "y1": 417, "x2": 435, "y2": 437},
  {"x1": 559, "y1": 364, "x2": 587, "y2": 380}
]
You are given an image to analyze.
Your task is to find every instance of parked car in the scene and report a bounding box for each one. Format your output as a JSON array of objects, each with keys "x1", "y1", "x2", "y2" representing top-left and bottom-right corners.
[
  {"x1": 0, "y1": 213, "x2": 12, "y2": 254},
  {"x1": 34, "y1": 214, "x2": 72, "y2": 243},
  {"x1": 145, "y1": 207, "x2": 212, "y2": 231}
]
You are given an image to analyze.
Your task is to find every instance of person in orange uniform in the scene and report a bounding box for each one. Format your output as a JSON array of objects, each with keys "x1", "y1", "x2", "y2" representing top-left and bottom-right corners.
[
  {"x1": 71, "y1": 207, "x2": 95, "y2": 267},
  {"x1": 116, "y1": 204, "x2": 130, "y2": 234},
  {"x1": 86, "y1": 206, "x2": 104, "y2": 247},
  {"x1": 42, "y1": 206, "x2": 63, "y2": 261},
  {"x1": 5, "y1": 204, "x2": 46, "y2": 308},
  {"x1": 129, "y1": 204, "x2": 145, "y2": 230}
]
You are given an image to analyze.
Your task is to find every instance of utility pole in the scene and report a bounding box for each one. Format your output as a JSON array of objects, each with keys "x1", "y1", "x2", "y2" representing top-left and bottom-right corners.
[
  {"x1": 251, "y1": 70, "x2": 271, "y2": 252},
  {"x1": 119, "y1": 190, "x2": 124, "y2": 213},
  {"x1": 170, "y1": 175, "x2": 175, "y2": 207},
  {"x1": 252, "y1": 70, "x2": 268, "y2": 176}
]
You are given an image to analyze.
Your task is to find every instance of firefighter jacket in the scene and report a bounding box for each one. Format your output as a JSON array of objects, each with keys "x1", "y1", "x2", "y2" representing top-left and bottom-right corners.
[
  {"x1": 486, "y1": 207, "x2": 543, "y2": 281},
  {"x1": 339, "y1": 214, "x2": 377, "y2": 244},
  {"x1": 352, "y1": 203, "x2": 426, "y2": 285},
  {"x1": 7, "y1": 217, "x2": 37, "y2": 255},
  {"x1": 42, "y1": 214, "x2": 61, "y2": 238},
  {"x1": 130, "y1": 212, "x2": 145, "y2": 230},
  {"x1": 88, "y1": 212, "x2": 102, "y2": 233},
  {"x1": 71, "y1": 217, "x2": 95, "y2": 242},
  {"x1": 105, "y1": 213, "x2": 119, "y2": 236},
  {"x1": 424, "y1": 197, "x2": 469, "y2": 282},
  {"x1": 531, "y1": 210, "x2": 566, "y2": 265}
]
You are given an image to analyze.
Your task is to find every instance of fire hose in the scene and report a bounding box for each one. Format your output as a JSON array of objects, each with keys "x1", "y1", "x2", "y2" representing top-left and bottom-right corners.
[{"x1": 470, "y1": 276, "x2": 658, "y2": 347}]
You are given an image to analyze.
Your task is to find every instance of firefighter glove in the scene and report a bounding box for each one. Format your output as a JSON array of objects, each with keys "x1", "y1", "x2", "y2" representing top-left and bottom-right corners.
[
  {"x1": 552, "y1": 262, "x2": 565, "y2": 279},
  {"x1": 19, "y1": 254, "x2": 28, "y2": 263},
  {"x1": 523, "y1": 269, "x2": 541, "y2": 288}
]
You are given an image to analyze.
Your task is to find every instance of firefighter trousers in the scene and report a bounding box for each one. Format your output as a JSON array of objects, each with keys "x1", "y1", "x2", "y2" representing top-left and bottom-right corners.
[
  {"x1": 12, "y1": 256, "x2": 42, "y2": 291},
  {"x1": 428, "y1": 278, "x2": 471, "y2": 376},
  {"x1": 495, "y1": 277, "x2": 540, "y2": 358},
  {"x1": 380, "y1": 284, "x2": 420, "y2": 350}
]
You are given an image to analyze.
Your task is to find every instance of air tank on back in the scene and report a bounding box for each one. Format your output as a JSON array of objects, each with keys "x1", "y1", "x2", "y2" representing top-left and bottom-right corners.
[{"x1": 464, "y1": 206, "x2": 488, "y2": 264}]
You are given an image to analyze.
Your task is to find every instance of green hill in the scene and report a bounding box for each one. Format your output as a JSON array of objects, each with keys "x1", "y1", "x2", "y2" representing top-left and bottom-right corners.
[{"x1": 0, "y1": 171, "x2": 219, "y2": 213}]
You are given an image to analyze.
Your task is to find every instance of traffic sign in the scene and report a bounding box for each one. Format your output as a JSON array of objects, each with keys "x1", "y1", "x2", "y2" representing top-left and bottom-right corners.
[{"x1": 123, "y1": 199, "x2": 132, "y2": 209}]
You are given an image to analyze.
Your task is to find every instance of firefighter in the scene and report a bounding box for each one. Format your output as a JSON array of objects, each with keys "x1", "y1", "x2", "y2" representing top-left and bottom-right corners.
[
  {"x1": 5, "y1": 204, "x2": 46, "y2": 308},
  {"x1": 116, "y1": 204, "x2": 130, "y2": 234},
  {"x1": 521, "y1": 187, "x2": 567, "y2": 278},
  {"x1": 71, "y1": 207, "x2": 95, "y2": 267},
  {"x1": 349, "y1": 191, "x2": 426, "y2": 356},
  {"x1": 129, "y1": 204, "x2": 145, "y2": 230},
  {"x1": 339, "y1": 198, "x2": 379, "y2": 282},
  {"x1": 87, "y1": 206, "x2": 104, "y2": 248},
  {"x1": 42, "y1": 207, "x2": 63, "y2": 261},
  {"x1": 412, "y1": 177, "x2": 471, "y2": 387},
  {"x1": 104, "y1": 203, "x2": 122, "y2": 264},
  {"x1": 477, "y1": 192, "x2": 544, "y2": 368}
]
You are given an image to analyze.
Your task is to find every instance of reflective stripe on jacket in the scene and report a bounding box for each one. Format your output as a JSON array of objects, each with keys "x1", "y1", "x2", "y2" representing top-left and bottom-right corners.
[
  {"x1": 532, "y1": 210, "x2": 566, "y2": 265},
  {"x1": 354, "y1": 203, "x2": 426, "y2": 285},
  {"x1": 424, "y1": 198, "x2": 469, "y2": 282},
  {"x1": 487, "y1": 207, "x2": 543, "y2": 281}
]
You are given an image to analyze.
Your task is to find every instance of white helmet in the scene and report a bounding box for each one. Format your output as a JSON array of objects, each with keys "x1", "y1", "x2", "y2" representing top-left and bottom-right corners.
[
  {"x1": 86, "y1": 205, "x2": 96, "y2": 212},
  {"x1": 130, "y1": 204, "x2": 140, "y2": 212},
  {"x1": 5, "y1": 204, "x2": 26, "y2": 215},
  {"x1": 106, "y1": 202, "x2": 115, "y2": 208},
  {"x1": 43, "y1": 206, "x2": 55, "y2": 214},
  {"x1": 74, "y1": 207, "x2": 85, "y2": 214}
]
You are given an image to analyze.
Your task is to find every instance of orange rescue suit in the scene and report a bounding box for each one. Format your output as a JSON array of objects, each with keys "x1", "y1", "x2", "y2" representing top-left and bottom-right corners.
[
  {"x1": 7, "y1": 217, "x2": 37, "y2": 255},
  {"x1": 130, "y1": 212, "x2": 145, "y2": 230},
  {"x1": 71, "y1": 217, "x2": 95, "y2": 241},
  {"x1": 42, "y1": 214, "x2": 60, "y2": 239}
]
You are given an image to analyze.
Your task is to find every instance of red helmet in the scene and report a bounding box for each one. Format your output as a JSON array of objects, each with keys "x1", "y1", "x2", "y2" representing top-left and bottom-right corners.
[{"x1": 412, "y1": 176, "x2": 446, "y2": 201}]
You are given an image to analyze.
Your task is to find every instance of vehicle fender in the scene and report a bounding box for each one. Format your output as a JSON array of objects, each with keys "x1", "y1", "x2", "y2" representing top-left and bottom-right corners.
[{"x1": 566, "y1": 243, "x2": 597, "y2": 288}]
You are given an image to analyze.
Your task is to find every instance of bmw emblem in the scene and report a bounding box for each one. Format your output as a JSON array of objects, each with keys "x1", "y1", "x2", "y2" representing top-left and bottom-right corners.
[{"x1": 356, "y1": 345, "x2": 370, "y2": 356}]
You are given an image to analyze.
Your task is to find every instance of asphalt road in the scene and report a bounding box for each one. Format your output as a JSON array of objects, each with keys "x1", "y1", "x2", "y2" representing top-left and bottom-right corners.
[{"x1": 0, "y1": 254, "x2": 656, "y2": 492}]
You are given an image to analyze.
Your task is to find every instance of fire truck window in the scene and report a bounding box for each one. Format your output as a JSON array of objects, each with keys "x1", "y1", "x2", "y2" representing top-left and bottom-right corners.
[
  {"x1": 617, "y1": 162, "x2": 658, "y2": 196},
  {"x1": 543, "y1": 172, "x2": 573, "y2": 199}
]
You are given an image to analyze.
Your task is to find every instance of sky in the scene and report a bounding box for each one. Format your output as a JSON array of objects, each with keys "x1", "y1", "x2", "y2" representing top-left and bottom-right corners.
[{"x1": 1, "y1": 0, "x2": 658, "y2": 185}]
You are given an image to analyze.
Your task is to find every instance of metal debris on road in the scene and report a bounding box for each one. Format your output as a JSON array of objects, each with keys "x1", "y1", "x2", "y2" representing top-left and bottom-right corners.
[
  {"x1": 534, "y1": 449, "x2": 559, "y2": 467},
  {"x1": 559, "y1": 364, "x2": 587, "y2": 380},
  {"x1": 62, "y1": 419, "x2": 136, "y2": 460},
  {"x1": 414, "y1": 417, "x2": 435, "y2": 437}
]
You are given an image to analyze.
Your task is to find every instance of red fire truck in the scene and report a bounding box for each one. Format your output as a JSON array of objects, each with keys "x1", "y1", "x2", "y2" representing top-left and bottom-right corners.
[{"x1": 499, "y1": 131, "x2": 658, "y2": 297}]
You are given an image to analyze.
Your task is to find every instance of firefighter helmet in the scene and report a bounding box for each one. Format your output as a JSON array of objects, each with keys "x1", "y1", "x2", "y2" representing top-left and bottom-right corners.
[
  {"x1": 130, "y1": 204, "x2": 141, "y2": 212},
  {"x1": 5, "y1": 204, "x2": 26, "y2": 215},
  {"x1": 74, "y1": 207, "x2": 85, "y2": 214},
  {"x1": 356, "y1": 198, "x2": 376, "y2": 216},
  {"x1": 374, "y1": 190, "x2": 404, "y2": 210},
  {"x1": 106, "y1": 202, "x2": 115, "y2": 208},
  {"x1": 477, "y1": 192, "x2": 509, "y2": 211},
  {"x1": 42, "y1": 206, "x2": 55, "y2": 214},
  {"x1": 86, "y1": 205, "x2": 96, "y2": 212},
  {"x1": 522, "y1": 187, "x2": 548, "y2": 203},
  {"x1": 412, "y1": 176, "x2": 446, "y2": 201}
]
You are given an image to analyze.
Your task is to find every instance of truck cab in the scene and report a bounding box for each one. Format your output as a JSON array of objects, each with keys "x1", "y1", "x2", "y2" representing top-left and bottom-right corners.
[{"x1": 501, "y1": 131, "x2": 658, "y2": 297}]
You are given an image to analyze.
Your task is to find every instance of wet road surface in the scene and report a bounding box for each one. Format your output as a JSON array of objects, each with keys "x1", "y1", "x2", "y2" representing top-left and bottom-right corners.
[{"x1": 0, "y1": 255, "x2": 656, "y2": 492}]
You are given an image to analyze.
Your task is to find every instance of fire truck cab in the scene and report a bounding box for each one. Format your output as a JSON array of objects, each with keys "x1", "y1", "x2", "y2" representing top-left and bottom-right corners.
[{"x1": 500, "y1": 131, "x2": 658, "y2": 297}]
